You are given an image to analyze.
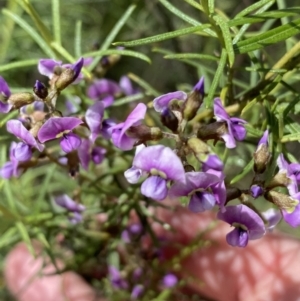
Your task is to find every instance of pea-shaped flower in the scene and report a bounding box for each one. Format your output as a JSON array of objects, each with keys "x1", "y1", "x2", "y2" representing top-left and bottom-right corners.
[
  {"x1": 38, "y1": 117, "x2": 83, "y2": 153},
  {"x1": 217, "y1": 204, "x2": 266, "y2": 247},
  {"x1": 128, "y1": 145, "x2": 185, "y2": 201}
]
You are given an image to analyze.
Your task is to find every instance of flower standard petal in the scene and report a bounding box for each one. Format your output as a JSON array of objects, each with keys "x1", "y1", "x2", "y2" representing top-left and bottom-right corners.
[
  {"x1": 78, "y1": 139, "x2": 91, "y2": 170},
  {"x1": 153, "y1": 91, "x2": 187, "y2": 112},
  {"x1": 133, "y1": 145, "x2": 185, "y2": 182},
  {"x1": 6, "y1": 120, "x2": 44, "y2": 151},
  {"x1": 214, "y1": 98, "x2": 229, "y2": 121},
  {"x1": 85, "y1": 101, "x2": 104, "y2": 143},
  {"x1": 60, "y1": 132, "x2": 81, "y2": 153},
  {"x1": 38, "y1": 59, "x2": 62, "y2": 78},
  {"x1": 37, "y1": 117, "x2": 83, "y2": 143},
  {"x1": 141, "y1": 176, "x2": 168, "y2": 201}
]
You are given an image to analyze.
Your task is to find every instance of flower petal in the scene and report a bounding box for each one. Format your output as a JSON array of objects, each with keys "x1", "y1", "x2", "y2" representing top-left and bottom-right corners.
[
  {"x1": 153, "y1": 91, "x2": 187, "y2": 112},
  {"x1": 38, "y1": 59, "x2": 62, "y2": 78},
  {"x1": 0, "y1": 76, "x2": 11, "y2": 98},
  {"x1": 85, "y1": 101, "x2": 104, "y2": 143},
  {"x1": 226, "y1": 228, "x2": 249, "y2": 247},
  {"x1": 188, "y1": 191, "x2": 216, "y2": 213},
  {"x1": 141, "y1": 176, "x2": 168, "y2": 201},
  {"x1": 60, "y1": 133, "x2": 81, "y2": 153}
]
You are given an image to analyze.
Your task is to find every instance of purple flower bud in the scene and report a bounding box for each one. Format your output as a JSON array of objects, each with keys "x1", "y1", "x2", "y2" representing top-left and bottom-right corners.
[
  {"x1": 161, "y1": 107, "x2": 179, "y2": 132},
  {"x1": 193, "y1": 76, "x2": 204, "y2": 95},
  {"x1": 201, "y1": 154, "x2": 223, "y2": 172},
  {"x1": 214, "y1": 98, "x2": 247, "y2": 148},
  {"x1": 71, "y1": 57, "x2": 84, "y2": 82},
  {"x1": 217, "y1": 204, "x2": 266, "y2": 247},
  {"x1": 153, "y1": 91, "x2": 187, "y2": 112},
  {"x1": 254, "y1": 130, "x2": 270, "y2": 173},
  {"x1": 250, "y1": 184, "x2": 264, "y2": 198},
  {"x1": 33, "y1": 80, "x2": 48, "y2": 99},
  {"x1": 0, "y1": 162, "x2": 16, "y2": 179},
  {"x1": 162, "y1": 273, "x2": 178, "y2": 288},
  {"x1": 111, "y1": 103, "x2": 147, "y2": 150}
]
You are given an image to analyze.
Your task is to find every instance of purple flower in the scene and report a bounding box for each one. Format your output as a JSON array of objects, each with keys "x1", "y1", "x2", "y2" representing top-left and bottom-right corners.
[
  {"x1": 38, "y1": 117, "x2": 82, "y2": 153},
  {"x1": 129, "y1": 145, "x2": 185, "y2": 201},
  {"x1": 281, "y1": 191, "x2": 300, "y2": 228},
  {"x1": 0, "y1": 142, "x2": 20, "y2": 179},
  {"x1": 131, "y1": 284, "x2": 144, "y2": 299},
  {"x1": 289, "y1": 163, "x2": 300, "y2": 185},
  {"x1": 121, "y1": 223, "x2": 143, "y2": 243},
  {"x1": 262, "y1": 208, "x2": 281, "y2": 231},
  {"x1": 38, "y1": 57, "x2": 84, "y2": 83},
  {"x1": 101, "y1": 119, "x2": 116, "y2": 139},
  {"x1": 217, "y1": 204, "x2": 266, "y2": 247},
  {"x1": 77, "y1": 139, "x2": 106, "y2": 170},
  {"x1": 87, "y1": 79, "x2": 121, "y2": 103},
  {"x1": 55, "y1": 194, "x2": 85, "y2": 224},
  {"x1": 6, "y1": 120, "x2": 44, "y2": 153},
  {"x1": 214, "y1": 98, "x2": 247, "y2": 148},
  {"x1": 153, "y1": 91, "x2": 187, "y2": 112},
  {"x1": 108, "y1": 266, "x2": 128, "y2": 290},
  {"x1": 161, "y1": 273, "x2": 178, "y2": 288},
  {"x1": 170, "y1": 171, "x2": 223, "y2": 212},
  {"x1": 111, "y1": 103, "x2": 147, "y2": 151},
  {"x1": 85, "y1": 101, "x2": 104, "y2": 142},
  {"x1": 201, "y1": 154, "x2": 223, "y2": 172},
  {"x1": 0, "y1": 76, "x2": 13, "y2": 113}
]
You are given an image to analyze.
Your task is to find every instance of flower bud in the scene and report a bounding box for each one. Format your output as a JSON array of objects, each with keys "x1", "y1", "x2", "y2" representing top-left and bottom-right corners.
[
  {"x1": 126, "y1": 124, "x2": 163, "y2": 141},
  {"x1": 33, "y1": 80, "x2": 48, "y2": 99},
  {"x1": 8, "y1": 92, "x2": 35, "y2": 109},
  {"x1": 265, "y1": 190, "x2": 298, "y2": 213},
  {"x1": 253, "y1": 130, "x2": 270, "y2": 173},
  {"x1": 183, "y1": 77, "x2": 204, "y2": 121},
  {"x1": 250, "y1": 184, "x2": 264, "y2": 198},
  {"x1": 161, "y1": 107, "x2": 179, "y2": 132}
]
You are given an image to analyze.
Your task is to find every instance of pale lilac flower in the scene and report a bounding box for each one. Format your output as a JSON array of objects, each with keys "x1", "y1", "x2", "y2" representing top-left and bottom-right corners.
[
  {"x1": 0, "y1": 76, "x2": 13, "y2": 113},
  {"x1": 6, "y1": 120, "x2": 44, "y2": 154},
  {"x1": 111, "y1": 103, "x2": 147, "y2": 151},
  {"x1": 170, "y1": 171, "x2": 224, "y2": 212},
  {"x1": 162, "y1": 273, "x2": 178, "y2": 288},
  {"x1": 201, "y1": 154, "x2": 223, "y2": 172},
  {"x1": 262, "y1": 208, "x2": 281, "y2": 231},
  {"x1": 214, "y1": 98, "x2": 247, "y2": 148},
  {"x1": 217, "y1": 204, "x2": 266, "y2": 247},
  {"x1": 37, "y1": 117, "x2": 82, "y2": 153},
  {"x1": 85, "y1": 101, "x2": 104, "y2": 142},
  {"x1": 129, "y1": 145, "x2": 185, "y2": 201}
]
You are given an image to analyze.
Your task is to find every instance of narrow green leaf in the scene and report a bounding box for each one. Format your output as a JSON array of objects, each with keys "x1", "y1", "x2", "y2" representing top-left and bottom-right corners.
[
  {"x1": 113, "y1": 24, "x2": 211, "y2": 47},
  {"x1": 205, "y1": 48, "x2": 227, "y2": 108},
  {"x1": 283, "y1": 95, "x2": 300, "y2": 117},
  {"x1": 230, "y1": 159, "x2": 254, "y2": 184},
  {"x1": 83, "y1": 49, "x2": 151, "y2": 64},
  {"x1": 112, "y1": 93, "x2": 145, "y2": 107},
  {"x1": 244, "y1": 124, "x2": 264, "y2": 137},
  {"x1": 201, "y1": 0, "x2": 214, "y2": 14},
  {"x1": 164, "y1": 53, "x2": 219, "y2": 61},
  {"x1": 52, "y1": 0, "x2": 61, "y2": 45},
  {"x1": 128, "y1": 73, "x2": 160, "y2": 97},
  {"x1": 16, "y1": 221, "x2": 35, "y2": 256},
  {"x1": 241, "y1": 98, "x2": 257, "y2": 115},
  {"x1": 281, "y1": 133, "x2": 300, "y2": 143},
  {"x1": 0, "y1": 227, "x2": 19, "y2": 249},
  {"x1": 88, "y1": 4, "x2": 136, "y2": 71},
  {"x1": 74, "y1": 20, "x2": 82, "y2": 57},
  {"x1": 2, "y1": 9, "x2": 55, "y2": 58},
  {"x1": 235, "y1": 0, "x2": 274, "y2": 18},
  {"x1": 0, "y1": 59, "x2": 38, "y2": 72},
  {"x1": 213, "y1": 15, "x2": 235, "y2": 66},
  {"x1": 235, "y1": 19, "x2": 300, "y2": 53}
]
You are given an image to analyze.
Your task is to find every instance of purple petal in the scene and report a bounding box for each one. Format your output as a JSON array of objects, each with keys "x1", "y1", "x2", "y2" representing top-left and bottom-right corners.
[
  {"x1": 226, "y1": 228, "x2": 249, "y2": 247},
  {"x1": 60, "y1": 133, "x2": 81, "y2": 153},
  {"x1": 232, "y1": 123, "x2": 247, "y2": 141},
  {"x1": 153, "y1": 91, "x2": 187, "y2": 112},
  {"x1": 38, "y1": 59, "x2": 62, "y2": 78},
  {"x1": 85, "y1": 101, "x2": 104, "y2": 143},
  {"x1": 101, "y1": 119, "x2": 116, "y2": 139},
  {"x1": 202, "y1": 154, "x2": 223, "y2": 172},
  {"x1": 188, "y1": 191, "x2": 216, "y2": 212},
  {"x1": 55, "y1": 194, "x2": 85, "y2": 212},
  {"x1": 87, "y1": 79, "x2": 121, "y2": 100},
  {"x1": 277, "y1": 153, "x2": 290, "y2": 173},
  {"x1": 170, "y1": 171, "x2": 220, "y2": 197},
  {"x1": 111, "y1": 103, "x2": 147, "y2": 151},
  {"x1": 6, "y1": 120, "x2": 44, "y2": 151},
  {"x1": 257, "y1": 130, "x2": 269, "y2": 148},
  {"x1": 131, "y1": 284, "x2": 144, "y2": 299},
  {"x1": 250, "y1": 184, "x2": 264, "y2": 198},
  {"x1": 289, "y1": 163, "x2": 300, "y2": 184},
  {"x1": 78, "y1": 139, "x2": 91, "y2": 170},
  {"x1": 133, "y1": 145, "x2": 185, "y2": 182},
  {"x1": 71, "y1": 57, "x2": 84, "y2": 81},
  {"x1": 193, "y1": 76, "x2": 204, "y2": 95},
  {"x1": 69, "y1": 212, "x2": 83, "y2": 224},
  {"x1": 162, "y1": 273, "x2": 178, "y2": 288},
  {"x1": 217, "y1": 204, "x2": 266, "y2": 240},
  {"x1": 141, "y1": 176, "x2": 168, "y2": 201},
  {"x1": 124, "y1": 166, "x2": 143, "y2": 184},
  {"x1": 282, "y1": 193, "x2": 300, "y2": 227},
  {"x1": 38, "y1": 117, "x2": 82, "y2": 142},
  {"x1": 262, "y1": 208, "x2": 281, "y2": 230},
  {"x1": 0, "y1": 101, "x2": 12, "y2": 113},
  {"x1": 91, "y1": 146, "x2": 106, "y2": 164},
  {"x1": 0, "y1": 162, "x2": 15, "y2": 179},
  {"x1": 12, "y1": 142, "x2": 32, "y2": 162},
  {"x1": 119, "y1": 76, "x2": 134, "y2": 96},
  {"x1": 102, "y1": 95, "x2": 114, "y2": 108},
  {"x1": 0, "y1": 76, "x2": 11, "y2": 98},
  {"x1": 214, "y1": 98, "x2": 229, "y2": 121}
]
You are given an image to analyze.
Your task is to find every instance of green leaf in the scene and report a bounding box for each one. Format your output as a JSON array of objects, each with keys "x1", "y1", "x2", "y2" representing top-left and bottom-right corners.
[
  {"x1": 83, "y1": 49, "x2": 151, "y2": 64},
  {"x1": 164, "y1": 53, "x2": 219, "y2": 61},
  {"x1": 281, "y1": 133, "x2": 300, "y2": 143},
  {"x1": 205, "y1": 48, "x2": 227, "y2": 108},
  {"x1": 201, "y1": 0, "x2": 214, "y2": 15},
  {"x1": 113, "y1": 24, "x2": 211, "y2": 47},
  {"x1": 230, "y1": 159, "x2": 254, "y2": 184},
  {"x1": 235, "y1": 19, "x2": 300, "y2": 53},
  {"x1": 0, "y1": 227, "x2": 19, "y2": 249},
  {"x1": 213, "y1": 15, "x2": 235, "y2": 67},
  {"x1": 16, "y1": 221, "x2": 35, "y2": 256},
  {"x1": 112, "y1": 93, "x2": 145, "y2": 107},
  {"x1": 0, "y1": 59, "x2": 39, "y2": 72},
  {"x1": 234, "y1": 0, "x2": 274, "y2": 18},
  {"x1": 52, "y1": 0, "x2": 61, "y2": 45},
  {"x1": 244, "y1": 124, "x2": 264, "y2": 137},
  {"x1": 74, "y1": 20, "x2": 82, "y2": 57},
  {"x1": 88, "y1": 4, "x2": 136, "y2": 71},
  {"x1": 2, "y1": 8, "x2": 56, "y2": 58}
]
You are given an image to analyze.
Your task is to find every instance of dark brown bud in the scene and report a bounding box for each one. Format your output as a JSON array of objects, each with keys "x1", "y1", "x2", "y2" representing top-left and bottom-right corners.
[
  {"x1": 33, "y1": 80, "x2": 48, "y2": 99},
  {"x1": 126, "y1": 125, "x2": 163, "y2": 141},
  {"x1": 161, "y1": 108, "x2": 179, "y2": 132}
]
